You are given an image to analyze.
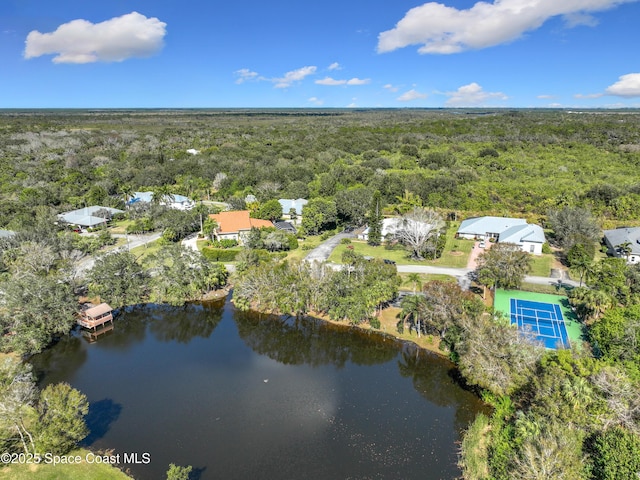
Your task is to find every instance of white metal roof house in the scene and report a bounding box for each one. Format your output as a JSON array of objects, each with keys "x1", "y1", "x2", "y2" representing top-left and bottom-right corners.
[
  {"x1": 603, "y1": 227, "x2": 640, "y2": 264},
  {"x1": 58, "y1": 206, "x2": 124, "y2": 228},
  {"x1": 128, "y1": 191, "x2": 194, "y2": 211},
  {"x1": 498, "y1": 224, "x2": 547, "y2": 255},
  {"x1": 457, "y1": 216, "x2": 546, "y2": 254}
]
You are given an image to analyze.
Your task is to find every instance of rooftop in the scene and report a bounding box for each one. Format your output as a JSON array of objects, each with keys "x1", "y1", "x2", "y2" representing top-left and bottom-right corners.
[
  {"x1": 458, "y1": 216, "x2": 528, "y2": 236},
  {"x1": 209, "y1": 210, "x2": 274, "y2": 234},
  {"x1": 58, "y1": 206, "x2": 124, "y2": 227},
  {"x1": 604, "y1": 227, "x2": 640, "y2": 255}
]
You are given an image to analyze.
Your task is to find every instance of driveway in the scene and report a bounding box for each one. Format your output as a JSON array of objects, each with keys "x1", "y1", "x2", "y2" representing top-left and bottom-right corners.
[
  {"x1": 304, "y1": 232, "x2": 354, "y2": 263},
  {"x1": 467, "y1": 240, "x2": 491, "y2": 269}
]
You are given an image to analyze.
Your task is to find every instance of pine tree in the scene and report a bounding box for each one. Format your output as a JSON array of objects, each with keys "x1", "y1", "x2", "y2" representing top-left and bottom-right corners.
[{"x1": 367, "y1": 191, "x2": 383, "y2": 246}]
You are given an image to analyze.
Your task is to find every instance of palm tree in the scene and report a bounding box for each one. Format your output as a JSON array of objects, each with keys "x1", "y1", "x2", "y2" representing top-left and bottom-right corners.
[
  {"x1": 119, "y1": 183, "x2": 134, "y2": 210},
  {"x1": 151, "y1": 186, "x2": 174, "y2": 207},
  {"x1": 393, "y1": 189, "x2": 422, "y2": 215},
  {"x1": 571, "y1": 255, "x2": 594, "y2": 287},
  {"x1": 407, "y1": 273, "x2": 422, "y2": 294},
  {"x1": 618, "y1": 241, "x2": 632, "y2": 262},
  {"x1": 398, "y1": 294, "x2": 426, "y2": 337}
]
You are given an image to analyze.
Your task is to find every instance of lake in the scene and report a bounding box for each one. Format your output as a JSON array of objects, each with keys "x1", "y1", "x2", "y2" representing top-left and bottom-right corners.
[{"x1": 31, "y1": 296, "x2": 488, "y2": 480}]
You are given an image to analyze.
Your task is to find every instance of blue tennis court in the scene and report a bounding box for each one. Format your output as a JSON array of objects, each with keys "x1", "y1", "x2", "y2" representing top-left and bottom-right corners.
[{"x1": 509, "y1": 298, "x2": 570, "y2": 349}]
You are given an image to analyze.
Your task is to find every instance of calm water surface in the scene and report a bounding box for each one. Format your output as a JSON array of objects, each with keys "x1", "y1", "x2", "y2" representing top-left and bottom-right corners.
[{"x1": 32, "y1": 297, "x2": 488, "y2": 480}]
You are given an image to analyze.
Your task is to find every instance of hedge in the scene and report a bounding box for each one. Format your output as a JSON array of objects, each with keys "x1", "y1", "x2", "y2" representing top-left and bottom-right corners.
[{"x1": 202, "y1": 248, "x2": 240, "y2": 262}]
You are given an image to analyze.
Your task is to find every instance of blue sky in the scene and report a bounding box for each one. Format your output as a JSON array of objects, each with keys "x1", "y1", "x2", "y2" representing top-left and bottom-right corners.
[{"x1": 2, "y1": 0, "x2": 640, "y2": 108}]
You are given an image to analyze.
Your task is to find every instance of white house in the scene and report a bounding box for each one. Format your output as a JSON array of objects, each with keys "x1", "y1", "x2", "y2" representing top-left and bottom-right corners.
[
  {"x1": 128, "y1": 191, "x2": 195, "y2": 211},
  {"x1": 603, "y1": 227, "x2": 640, "y2": 264},
  {"x1": 58, "y1": 206, "x2": 124, "y2": 228},
  {"x1": 457, "y1": 216, "x2": 546, "y2": 255},
  {"x1": 358, "y1": 217, "x2": 434, "y2": 242}
]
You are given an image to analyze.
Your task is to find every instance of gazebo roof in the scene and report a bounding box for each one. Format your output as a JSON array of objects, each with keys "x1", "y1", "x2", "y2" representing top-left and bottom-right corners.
[{"x1": 84, "y1": 303, "x2": 113, "y2": 318}]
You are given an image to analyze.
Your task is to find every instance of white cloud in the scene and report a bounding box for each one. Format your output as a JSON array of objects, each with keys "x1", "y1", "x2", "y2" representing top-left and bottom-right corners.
[
  {"x1": 377, "y1": 0, "x2": 636, "y2": 54},
  {"x1": 328, "y1": 62, "x2": 341, "y2": 70},
  {"x1": 574, "y1": 92, "x2": 604, "y2": 99},
  {"x1": 346, "y1": 77, "x2": 370, "y2": 85},
  {"x1": 315, "y1": 76, "x2": 371, "y2": 86},
  {"x1": 235, "y1": 68, "x2": 259, "y2": 84},
  {"x1": 273, "y1": 66, "x2": 317, "y2": 88},
  {"x1": 537, "y1": 94, "x2": 555, "y2": 99},
  {"x1": 563, "y1": 12, "x2": 599, "y2": 27},
  {"x1": 24, "y1": 12, "x2": 166, "y2": 63},
  {"x1": 316, "y1": 77, "x2": 345, "y2": 86},
  {"x1": 397, "y1": 89, "x2": 428, "y2": 102},
  {"x1": 445, "y1": 83, "x2": 507, "y2": 106},
  {"x1": 308, "y1": 97, "x2": 324, "y2": 105},
  {"x1": 384, "y1": 84, "x2": 400, "y2": 93},
  {"x1": 605, "y1": 73, "x2": 640, "y2": 97}
]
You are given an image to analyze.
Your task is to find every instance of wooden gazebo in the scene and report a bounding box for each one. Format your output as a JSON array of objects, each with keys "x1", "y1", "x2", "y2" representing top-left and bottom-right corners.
[{"x1": 78, "y1": 303, "x2": 114, "y2": 330}]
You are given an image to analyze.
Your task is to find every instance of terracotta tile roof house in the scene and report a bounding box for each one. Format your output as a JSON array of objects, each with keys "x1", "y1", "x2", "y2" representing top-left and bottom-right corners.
[{"x1": 209, "y1": 210, "x2": 274, "y2": 243}]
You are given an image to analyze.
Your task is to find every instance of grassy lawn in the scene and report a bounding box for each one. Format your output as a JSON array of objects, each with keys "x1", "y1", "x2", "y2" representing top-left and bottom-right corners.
[
  {"x1": 0, "y1": 449, "x2": 131, "y2": 480},
  {"x1": 431, "y1": 238, "x2": 474, "y2": 268},
  {"x1": 398, "y1": 273, "x2": 456, "y2": 290},
  {"x1": 285, "y1": 247, "x2": 312, "y2": 262},
  {"x1": 285, "y1": 235, "x2": 322, "y2": 262},
  {"x1": 529, "y1": 254, "x2": 553, "y2": 277},
  {"x1": 129, "y1": 240, "x2": 163, "y2": 264},
  {"x1": 328, "y1": 223, "x2": 474, "y2": 268},
  {"x1": 377, "y1": 307, "x2": 444, "y2": 355},
  {"x1": 108, "y1": 220, "x2": 134, "y2": 235},
  {"x1": 329, "y1": 241, "x2": 417, "y2": 264},
  {"x1": 520, "y1": 282, "x2": 574, "y2": 296}
]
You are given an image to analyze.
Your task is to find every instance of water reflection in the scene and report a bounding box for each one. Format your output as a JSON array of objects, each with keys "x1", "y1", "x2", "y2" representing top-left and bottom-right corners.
[
  {"x1": 148, "y1": 300, "x2": 224, "y2": 343},
  {"x1": 83, "y1": 398, "x2": 123, "y2": 445},
  {"x1": 234, "y1": 310, "x2": 398, "y2": 367}
]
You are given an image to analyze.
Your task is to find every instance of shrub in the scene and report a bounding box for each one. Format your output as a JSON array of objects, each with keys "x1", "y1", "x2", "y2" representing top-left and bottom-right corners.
[
  {"x1": 587, "y1": 427, "x2": 640, "y2": 480},
  {"x1": 370, "y1": 317, "x2": 381, "y2": 329},
  {"x1": 478, "y1": 147, "x2": 499, "y2": 158},
  {"x1": 287, "y1": 234, "x2": 299, "y2": 250},
  {"x1": 210, "y1": 239, "x2": 239, "y2": 249},
  {"x1": 541, "y1": 242, "x2": 552, "y2": 254},
  {"x1": 340, "y1": 238, "x2": 352, "y2": 244}
]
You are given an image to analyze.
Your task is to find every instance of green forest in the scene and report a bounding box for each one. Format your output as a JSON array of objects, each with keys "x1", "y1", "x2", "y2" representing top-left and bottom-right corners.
[
  {"x1": 1, "y1": 109, "x2": 640, "y2": 228},
  {"x1": 1, "y1": 108, "x2": 640, "y2": 479}
]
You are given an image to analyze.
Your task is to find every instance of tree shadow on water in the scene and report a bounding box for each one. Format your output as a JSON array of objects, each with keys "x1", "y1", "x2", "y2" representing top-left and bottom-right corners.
[
  {"x1": 81, "y1": 398, "x2": 123, "y2": 446},
  {"x1": 190, "y1": 466, "x2": 207, "y2": 480}
]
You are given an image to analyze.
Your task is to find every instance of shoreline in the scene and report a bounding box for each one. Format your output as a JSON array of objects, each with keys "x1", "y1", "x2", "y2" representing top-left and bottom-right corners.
[{"x1": 224, "y1": 290, "x2": 451, "y2": 361}]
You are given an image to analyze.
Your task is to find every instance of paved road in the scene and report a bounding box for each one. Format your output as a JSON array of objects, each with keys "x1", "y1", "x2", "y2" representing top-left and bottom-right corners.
[
  {"x1": 304, "y1": 232, "x2": 355, "y2": 263},
  {"x1": 77, "y1": 232, "x2": 162, "y2": 274},
  {"x1": 185, "y1": 231, "x2": 575, "y2": 287},
  {"x1": 396, "y1": 264, "x2": 579, "y2": 287}
]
